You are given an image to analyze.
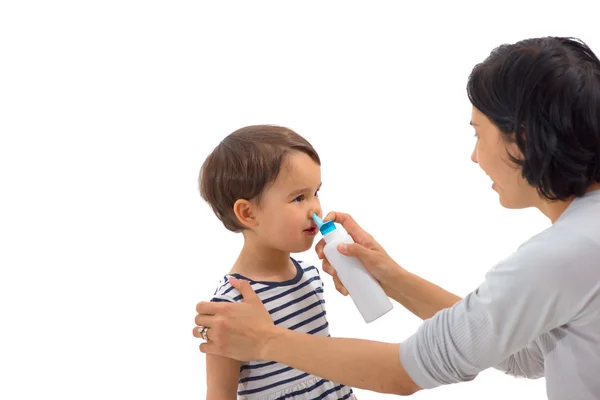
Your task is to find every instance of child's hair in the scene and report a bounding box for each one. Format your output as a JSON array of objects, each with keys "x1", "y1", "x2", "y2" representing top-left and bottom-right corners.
[{"x1": 199, "y1": 125, "x2": 321, "y2": 232}]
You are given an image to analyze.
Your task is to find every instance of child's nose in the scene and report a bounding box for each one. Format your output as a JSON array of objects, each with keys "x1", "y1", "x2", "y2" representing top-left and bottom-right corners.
[{"x1": 308, "y1": 207, "x2": 322, "y2": 219}]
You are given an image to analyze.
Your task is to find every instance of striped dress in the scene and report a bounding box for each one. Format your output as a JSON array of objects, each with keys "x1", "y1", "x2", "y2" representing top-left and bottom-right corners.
[{"x1": 211, "y1": 258, "x2": 355, "y2": 400}]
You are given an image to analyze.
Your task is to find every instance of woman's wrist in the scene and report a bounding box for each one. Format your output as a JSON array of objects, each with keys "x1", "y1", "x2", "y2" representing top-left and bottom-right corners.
[
  {"x1": 393, "y1": 268, "x2": 462, "y2": 319},
  {"x1": 260, "y1": 325, "x2": 289, "y2": 362},
  {"x1": 258, "y1": 321, "x2": 419, "y2": 395},
  {"x1": 381, "y1": 262, "x2": 410, "y2": 299}
]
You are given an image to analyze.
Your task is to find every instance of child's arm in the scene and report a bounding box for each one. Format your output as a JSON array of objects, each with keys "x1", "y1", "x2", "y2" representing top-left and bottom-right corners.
[
  {"x1": 206, "y1": 283, "x2": 243, "y2": 399},
  {"x1": 206, "y1": 354, "x2": 241, "y2": 400}
]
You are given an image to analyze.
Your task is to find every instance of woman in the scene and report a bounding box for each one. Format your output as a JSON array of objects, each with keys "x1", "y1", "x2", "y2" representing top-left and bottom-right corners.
[{"x1": 193, "y1": 36, "x2": 600, "y2": 398}]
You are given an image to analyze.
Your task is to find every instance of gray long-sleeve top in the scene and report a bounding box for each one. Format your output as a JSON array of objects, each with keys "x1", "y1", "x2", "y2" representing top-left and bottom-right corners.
[{"x1": 400, "y1": 189, "x2": 600, "y2": 399}]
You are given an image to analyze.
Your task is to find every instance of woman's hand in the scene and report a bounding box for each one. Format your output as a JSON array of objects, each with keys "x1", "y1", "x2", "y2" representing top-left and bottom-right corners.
[
  {"x1": 314, "y1": 212, "x2": 406, "y2": 297},
  {"x1": 193, "y1": 277, "x2": 278, "y2": 361}
]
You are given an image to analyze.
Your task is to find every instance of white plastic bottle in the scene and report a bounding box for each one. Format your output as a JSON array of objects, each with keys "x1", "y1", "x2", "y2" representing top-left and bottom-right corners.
[{"x1": 312, "y1": 214, "x2": 393, "y2": 323}]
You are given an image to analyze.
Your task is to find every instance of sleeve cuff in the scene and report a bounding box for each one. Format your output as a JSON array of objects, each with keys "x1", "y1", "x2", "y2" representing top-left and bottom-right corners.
[{"x1": 399, "y1": 330, "x2": 440, "y2": 390}]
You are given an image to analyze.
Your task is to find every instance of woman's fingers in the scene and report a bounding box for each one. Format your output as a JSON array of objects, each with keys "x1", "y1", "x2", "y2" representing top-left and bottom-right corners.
[
  {"x1": 334, "y1": 275, "x2": 348, "y2": 296},
  {"x1": 322, "y1": 260, "x2": 348, "y2": 296},
  {"x1": 322, "y1": 259, "x2": 333, "y2": 275},
  {"x1": 323, "y1": 211, "x2": 373, "y2": 247}
]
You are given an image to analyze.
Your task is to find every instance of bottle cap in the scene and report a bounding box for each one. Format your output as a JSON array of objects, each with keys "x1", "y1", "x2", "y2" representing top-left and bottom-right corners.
[{"x1": 312, "y1": 214, "x2": 336, "y2": 235}]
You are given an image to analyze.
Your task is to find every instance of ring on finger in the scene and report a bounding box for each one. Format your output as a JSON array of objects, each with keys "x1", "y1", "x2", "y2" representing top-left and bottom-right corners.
[{"x1": 198, "y1": 326, "x2": 210, "y2": 341}]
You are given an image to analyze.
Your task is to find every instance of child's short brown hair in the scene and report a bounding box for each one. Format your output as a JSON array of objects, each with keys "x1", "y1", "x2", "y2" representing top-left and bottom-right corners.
[{"x1": 199, "y1": 125, "x2": 321, "y2": 232}]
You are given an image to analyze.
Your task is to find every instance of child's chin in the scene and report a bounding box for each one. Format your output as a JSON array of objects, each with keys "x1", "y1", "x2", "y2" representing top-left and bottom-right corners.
[
  {"x1": 285, "y1": 241, "x2": 314, "y2": 254},
  {"x1": 299, "y1": 241, "x2": 316, "y2": 252}
]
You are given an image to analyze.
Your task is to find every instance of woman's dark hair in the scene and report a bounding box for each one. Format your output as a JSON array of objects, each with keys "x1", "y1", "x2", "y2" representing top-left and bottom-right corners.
[{"x1": 467, "y1": 36, "x2": 600, "y2": 200}]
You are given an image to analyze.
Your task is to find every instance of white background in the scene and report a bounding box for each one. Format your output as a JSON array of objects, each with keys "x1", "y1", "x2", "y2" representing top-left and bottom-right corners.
[{"x1": 1, "y1": 1, "x2": 598, "y2": 399}]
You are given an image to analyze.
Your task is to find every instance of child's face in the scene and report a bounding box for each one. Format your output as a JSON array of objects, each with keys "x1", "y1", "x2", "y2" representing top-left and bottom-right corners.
[{"x1": 254, "y1": 151, "x2": 323, "y2": 253}]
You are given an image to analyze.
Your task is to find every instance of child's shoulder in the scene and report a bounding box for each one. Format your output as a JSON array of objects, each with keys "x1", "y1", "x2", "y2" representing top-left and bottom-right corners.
[
  {"x1": 210, "y1": 259, "x2": 324, "y2": 303},
  {"x1": 211, "y1": 275, "x2": 241, "y2": 303}
]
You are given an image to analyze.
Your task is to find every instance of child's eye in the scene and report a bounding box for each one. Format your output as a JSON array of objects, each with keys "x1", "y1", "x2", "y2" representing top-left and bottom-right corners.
[{"x1": 292, "y1": 189, "x2": 319, "y2": 203}]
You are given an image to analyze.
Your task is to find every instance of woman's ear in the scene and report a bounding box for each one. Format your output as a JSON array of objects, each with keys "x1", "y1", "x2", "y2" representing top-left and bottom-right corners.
[{"x1": 233, "y1": 199, "x2": 259, "y2": 228}]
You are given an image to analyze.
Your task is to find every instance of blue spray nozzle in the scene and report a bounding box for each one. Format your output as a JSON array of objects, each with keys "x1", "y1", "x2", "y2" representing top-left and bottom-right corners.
[
  {"x1": 311, "y1": 214, "x2": 324, "y2": 227},
  {"x1": 311, "y1": 213, "x2": 336, "y2": 235}
]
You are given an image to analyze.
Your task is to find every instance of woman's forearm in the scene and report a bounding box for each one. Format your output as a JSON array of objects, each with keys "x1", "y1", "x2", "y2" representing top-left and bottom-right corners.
[
  {"x1": 262, "y1": 327, "x2": 420, "y2": 396},
  {"x1": 386, "y1": 270, "x2": 462, "y2": 320}
]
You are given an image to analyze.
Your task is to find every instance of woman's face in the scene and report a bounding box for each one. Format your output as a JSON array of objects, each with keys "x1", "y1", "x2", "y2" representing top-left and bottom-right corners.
[{"x1": 470, "y1": 106, "x2": 539, "y2": 209}]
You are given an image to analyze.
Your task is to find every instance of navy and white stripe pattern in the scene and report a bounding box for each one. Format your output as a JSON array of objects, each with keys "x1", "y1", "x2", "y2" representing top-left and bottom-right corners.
[{"x1": 211, "y1": 258, "x2": 355, "y2": 400}]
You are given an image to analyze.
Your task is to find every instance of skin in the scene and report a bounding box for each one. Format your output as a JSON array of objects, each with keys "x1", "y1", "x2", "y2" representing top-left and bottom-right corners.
[
  {"x1": 205, "y1": 151, "x2": 323, "y2": 400},
  {"x1": 230, "y1": 151, "x2": 323, "y2": 281},
  {"x1": 324, "y1": 107, "x2": 600, "y2": 299},
  {"x1": 469, "y1": 107, "x2": 574, "y2": 222},
  {"x1": 195, "y1": 106, "x2": 600, "y2": 396}
]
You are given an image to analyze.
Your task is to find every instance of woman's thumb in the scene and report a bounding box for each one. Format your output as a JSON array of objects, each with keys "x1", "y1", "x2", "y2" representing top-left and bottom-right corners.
[
  {"x1": 338, "y1": 242, "x2": 368, "y2": 260},
  {"x1": 230, "y1": 277, "x2": 261, "y2": 304}
]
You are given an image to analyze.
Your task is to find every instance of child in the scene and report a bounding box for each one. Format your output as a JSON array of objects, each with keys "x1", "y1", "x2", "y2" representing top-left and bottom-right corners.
[{"x1": 198, "y1": 125, "x2": 355, "y2": 400}]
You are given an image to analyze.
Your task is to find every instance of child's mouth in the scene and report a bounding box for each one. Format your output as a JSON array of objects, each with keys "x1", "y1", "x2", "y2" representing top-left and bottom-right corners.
[{"x1": 303, "y1": 227, "x2": 317, "y2": 236}]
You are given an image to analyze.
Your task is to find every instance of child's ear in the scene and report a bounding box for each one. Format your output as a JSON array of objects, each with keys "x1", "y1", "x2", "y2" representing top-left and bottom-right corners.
[{"x1": 233, "y1": 199, "x2": 259, "y2": 228}]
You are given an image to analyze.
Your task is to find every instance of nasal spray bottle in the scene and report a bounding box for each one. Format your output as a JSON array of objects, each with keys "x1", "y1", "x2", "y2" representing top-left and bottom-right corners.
[{"x1": 312, "y1": 214, "x2": 393, "y2": 323}]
